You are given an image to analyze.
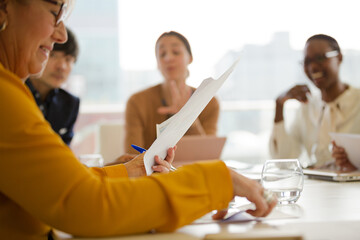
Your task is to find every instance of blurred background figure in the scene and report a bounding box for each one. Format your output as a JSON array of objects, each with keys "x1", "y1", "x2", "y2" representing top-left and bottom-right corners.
[
  {"x1": 269, "y1": 34, "x2": 360, "y2": 168},
  {"x1": 125, "y1": 31, "x2": 219, "y2": 153},
  {"x1": 26, "y1": 27, "x2": 80, "y2": 145}
]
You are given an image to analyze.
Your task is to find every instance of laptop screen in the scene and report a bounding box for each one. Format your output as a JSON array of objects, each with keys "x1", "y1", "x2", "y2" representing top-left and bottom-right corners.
[{"x1": 173, "y1": 136, "x2": 226, "y2": 167}]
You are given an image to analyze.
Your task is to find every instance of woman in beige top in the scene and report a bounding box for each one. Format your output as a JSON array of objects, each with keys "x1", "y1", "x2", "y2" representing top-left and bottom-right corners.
[{"x1": 125, "y1": 31, "x2": 219, "y2": 153}]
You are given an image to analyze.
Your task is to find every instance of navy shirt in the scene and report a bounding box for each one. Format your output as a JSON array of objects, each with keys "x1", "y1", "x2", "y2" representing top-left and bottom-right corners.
[{"x1": 25, "y1": 80, "x2": 80, "y2": 145}]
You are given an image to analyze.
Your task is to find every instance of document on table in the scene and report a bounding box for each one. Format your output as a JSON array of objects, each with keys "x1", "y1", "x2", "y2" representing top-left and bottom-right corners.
[
  {"x1": 143, "y1": 59, "x2": 239, "y2": 175},
  {"x1": 193, "y1": 203, "x2": 299, "y2": 225}
]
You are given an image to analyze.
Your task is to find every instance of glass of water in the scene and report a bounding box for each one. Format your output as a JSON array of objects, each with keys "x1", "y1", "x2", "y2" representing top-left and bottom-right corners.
[
  {"x1": 261, "y1": 159, "x2": 304, "y2": 204},
  {"x1": 79, "y1": 154, "x2": 104, "y2": 168}
]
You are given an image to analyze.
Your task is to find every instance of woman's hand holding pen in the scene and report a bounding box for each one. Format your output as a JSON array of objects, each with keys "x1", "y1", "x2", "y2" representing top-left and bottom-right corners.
[
  {"x1": 124, "y1": 145, "x2": 177, "y2": 177},
  {"x1": 124, "y1": 153, "x2": 146, "y2": 177}
]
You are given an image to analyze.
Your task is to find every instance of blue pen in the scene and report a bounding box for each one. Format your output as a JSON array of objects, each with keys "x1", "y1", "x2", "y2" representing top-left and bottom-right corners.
[
  {"x1": 131, "y1": 144, "x2": 177, "y2": 172},
  {"x1": 131, "y1": 144, "x2": 147, "y2": 153}
]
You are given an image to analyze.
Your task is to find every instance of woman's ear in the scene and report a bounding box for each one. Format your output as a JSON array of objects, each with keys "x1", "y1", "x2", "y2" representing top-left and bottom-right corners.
[
  {"x1": 338, "y1": 52, "x2": 343, "y2": 63},
  {"x1": 188, "y1": 55, "x2": 193, "y2": 65}
]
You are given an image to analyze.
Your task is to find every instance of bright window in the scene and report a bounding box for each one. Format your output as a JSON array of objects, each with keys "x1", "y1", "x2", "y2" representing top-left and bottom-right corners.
[{"x1": 67, "y1": 0, "x2": 360, "y2": 162}]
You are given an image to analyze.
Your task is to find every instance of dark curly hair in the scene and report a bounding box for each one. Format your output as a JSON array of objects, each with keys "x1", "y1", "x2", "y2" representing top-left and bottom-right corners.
[{"x1": 306, "y1": 34, "x2": 341, "y2": 53}]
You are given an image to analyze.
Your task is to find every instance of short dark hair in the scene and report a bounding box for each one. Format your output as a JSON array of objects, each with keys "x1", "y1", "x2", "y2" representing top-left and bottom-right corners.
[
  {"x1": 53, "y1": 27, "x2": 79, "y2": 61},
  {"x1": 155, "y1": 31, "x2": 192, "y2": 58},
  {"x1": 306, "y1": 34, "x2": 341, "y2": 53}
]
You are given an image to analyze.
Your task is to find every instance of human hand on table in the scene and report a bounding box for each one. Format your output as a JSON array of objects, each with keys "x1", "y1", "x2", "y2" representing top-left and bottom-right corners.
[{"x1": 212, "y1": 169, "x2": 277, "y2": 220}]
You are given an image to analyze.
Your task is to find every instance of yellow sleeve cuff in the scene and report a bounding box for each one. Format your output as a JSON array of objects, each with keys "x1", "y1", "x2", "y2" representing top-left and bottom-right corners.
[
  {"x1": 103, "y1": 164, "x2": 129, "y2": 178},
  {"x1": 197, "y1": 160, "x2": 233, "y2": 210}
]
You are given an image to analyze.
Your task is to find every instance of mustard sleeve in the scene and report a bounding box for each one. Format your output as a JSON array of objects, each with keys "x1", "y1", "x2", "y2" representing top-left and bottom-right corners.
[
  {"x1": 89, "y1": 164, "x2": 129, "y2": 178},
  {"x1": 0, "y1": 72, "x2": 233, "y2": 237},
  {"x1": 153, "y1": 160, "x2": 233, "y2": 232}
]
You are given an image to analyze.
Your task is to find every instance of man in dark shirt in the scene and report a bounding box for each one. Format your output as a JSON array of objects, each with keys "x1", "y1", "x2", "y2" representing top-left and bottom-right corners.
[{"x1": 26, "y1": 27, "x2": 80, "y2": 145}]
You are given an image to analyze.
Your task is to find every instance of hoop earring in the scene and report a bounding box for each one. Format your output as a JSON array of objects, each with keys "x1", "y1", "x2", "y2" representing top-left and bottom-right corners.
[{"x1": 0, "y1": 20, "x2": 7, "y2": 32}]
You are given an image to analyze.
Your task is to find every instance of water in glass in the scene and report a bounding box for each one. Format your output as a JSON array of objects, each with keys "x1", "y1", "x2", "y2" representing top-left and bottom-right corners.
[{"x1": 261, "y1": 159, "x2": 304, "y2": 204}]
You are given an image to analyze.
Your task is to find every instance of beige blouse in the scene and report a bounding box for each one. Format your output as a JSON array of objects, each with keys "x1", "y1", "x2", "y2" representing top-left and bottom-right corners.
[{"x1": 270, "y1": 86, "x2": 360, "y2": 167}]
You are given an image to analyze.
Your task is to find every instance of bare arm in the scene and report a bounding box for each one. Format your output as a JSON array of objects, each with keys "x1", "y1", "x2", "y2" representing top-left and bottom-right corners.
[{"x1": 275, "y1": 84, "x2": 311, "y2": 123}]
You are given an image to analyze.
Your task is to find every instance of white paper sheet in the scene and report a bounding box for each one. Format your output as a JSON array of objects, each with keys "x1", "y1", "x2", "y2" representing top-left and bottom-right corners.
[
  {"x1": 143, "y1": 59, "x2": 239, "y2": 175},
  {"x1": 329, "y1": 132, "x2": 360, "y2": 169},
  {"x1": 193, "y1": 203, "x2": 299, "y2": 224}
]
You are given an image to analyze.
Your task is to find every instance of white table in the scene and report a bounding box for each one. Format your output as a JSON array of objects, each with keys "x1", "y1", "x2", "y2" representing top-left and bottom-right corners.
[{"x1": 56, "y1": 178, "x2": 360, "y2": 240}]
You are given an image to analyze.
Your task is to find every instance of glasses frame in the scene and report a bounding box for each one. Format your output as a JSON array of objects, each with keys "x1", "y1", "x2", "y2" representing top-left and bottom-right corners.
[
  {"x1": 43, "y1": 0, "x2": 68, "y2": 26},
  {"x1": 302, "y1": 50, "x2": 339, "y2": 67}
]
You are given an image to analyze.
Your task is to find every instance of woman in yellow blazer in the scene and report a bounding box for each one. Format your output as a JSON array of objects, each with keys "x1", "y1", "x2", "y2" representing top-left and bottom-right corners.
[{"x1": 0, "y1": 0, "x2": 276, "y2": 239}]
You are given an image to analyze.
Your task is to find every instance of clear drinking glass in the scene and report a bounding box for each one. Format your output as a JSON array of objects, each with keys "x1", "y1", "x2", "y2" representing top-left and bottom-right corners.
[
  {"x1": 261, "y1": 159, "x2": 304, "y2": 204},
  {"x1": 79, "y1": 154, "x2": 104, "y2": 167}
]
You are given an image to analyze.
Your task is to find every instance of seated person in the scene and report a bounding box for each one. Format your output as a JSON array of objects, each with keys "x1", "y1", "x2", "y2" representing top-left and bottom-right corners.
[
  {"x1": 0, "y1": 2, "x2": 276, "y2": 238},
  {"x1": 125, "y1": 31, "x2": 219, "y2": 154},
  {"x1": 25, "y1": 27, "x2": 79, "y2": 145},
  {"x1": 269, "y1": 34, "x2": 360, "y2": 168}
]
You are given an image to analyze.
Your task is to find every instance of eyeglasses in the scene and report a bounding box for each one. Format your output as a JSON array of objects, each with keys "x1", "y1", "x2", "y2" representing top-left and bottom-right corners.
[
  {"x1": 43, "y1": 0, "x2": 68, "y2": 26},
  {"x1": 302, "y1": 50, "x2": 339, "y2": 66}
]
